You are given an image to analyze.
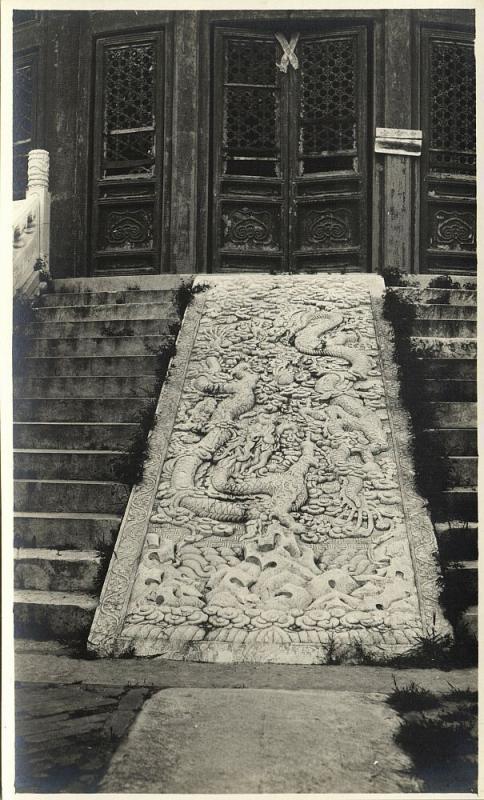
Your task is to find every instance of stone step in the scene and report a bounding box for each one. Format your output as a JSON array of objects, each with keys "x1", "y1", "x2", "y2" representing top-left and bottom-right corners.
[
  {"x1": 428, "y1": 402, "x2": 476, "y2": 428},
  {"x1": 13, "y1": 422, "x2": 140, "y2": 450},
  {"x1": 445, "y1": 561, "x2": 478, "y2": 608},
  {"x1": 27, "y1": 334, "x2": 175, "y2": 358},
  {"x1": 447, "y1": 456, "x2": 477, "y2": 488},
  {"x1": 411, "y1": 274, "x2": 476, "y2": 287},
  {"x1": 32, "y1": 300, "x2": 177, "y2": 324},
  {"x1": 434, "y1": 521, "x2": 478, "y2": 563},
  {"x1": 14, "y1": 398, "x2": 155, "y2": 423},
  {"x1": 421, "y1": 379, "x2": 476, "y2": 402},
  {"x1": 433, "y1": 487, "x2": 477, "y2": 522},
  {"x1": 14, "y1": 548, "x2": 101, "y2": 593},
  {"x1": 14, "y1": 479, "x2": 130, "y2": 514},
  {"x1": 23, "y1": 354, "x2": 164, "y2": 378},
  {"x1": 410, "y1": 337, "x2": 476, "y2": 360},
  {"x1": 391, "y1": 287, "x2": 476, "y2": 305},
  {"x1": 37, "y1": 288, "x2": 179, "y2": 308},
  {"x1": 14, "y1": 375, "x2": 159, "y2": 399},
  {"x1": 422, "y1": 428, "x2": 477, "y2": 457},
  {"x1": 461, "y1": 605, "x2": 477, "y2": 638},
  {"x1": 51, "y1": 274, "x2": 191, "y2": 294},
  {"x1": 411, "y1": 318, "x2": 476, "y2": 338},
  {"x1": 14, "y1": 512, "x2": 121, "y2": 550},
  {"x1": 14, "y1": 589, "x2": 98, "y2": 640},
  {"x1": 14, "y1": 449, "x2": 127, "y2": 482},
  {"x1": 413, "y1": 303, "x2": 476, "y2": 320},
  {"x1": 417, "y1": 358, "x2": 476, "y2": 380},
  {"x1": 22, "y1": 317, "x2": 178, "y2": 340}
]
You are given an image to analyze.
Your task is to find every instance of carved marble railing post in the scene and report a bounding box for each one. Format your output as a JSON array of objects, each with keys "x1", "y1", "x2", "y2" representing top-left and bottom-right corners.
[{"x1": 26, "y1": 149, "x2": 50, "y2": 267}]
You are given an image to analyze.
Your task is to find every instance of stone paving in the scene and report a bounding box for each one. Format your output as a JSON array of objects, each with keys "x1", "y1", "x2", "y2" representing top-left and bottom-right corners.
[{"x1": 13, "y1": 645, "x2": 477, "y2": 794}]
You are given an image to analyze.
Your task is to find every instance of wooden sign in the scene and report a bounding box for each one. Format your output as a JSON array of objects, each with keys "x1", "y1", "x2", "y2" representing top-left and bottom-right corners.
[{"x1": 375, "y1": 128, "x2": 422, "y2": 156}]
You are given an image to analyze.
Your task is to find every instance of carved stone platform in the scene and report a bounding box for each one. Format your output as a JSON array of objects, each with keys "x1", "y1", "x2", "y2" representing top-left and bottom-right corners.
[{"x1": 88, "y1": 275, "x2": 448, "y2": 663}]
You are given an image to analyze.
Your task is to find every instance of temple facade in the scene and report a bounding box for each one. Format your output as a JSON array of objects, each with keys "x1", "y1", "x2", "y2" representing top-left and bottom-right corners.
[{"x1": 13, "y1": 9, "x2": 476, "y2": 278}]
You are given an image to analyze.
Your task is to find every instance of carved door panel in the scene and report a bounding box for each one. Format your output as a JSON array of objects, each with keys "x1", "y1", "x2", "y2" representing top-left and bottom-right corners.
[
  {"x1": 212, "y1": 26, "x2": 369, "y2": 273},
  {"x1": 420, "y1": 29, "x2": 476, "y2": 274},
  {"x1": 90, "y1": 30, "x2": 168, "y2": 275}
]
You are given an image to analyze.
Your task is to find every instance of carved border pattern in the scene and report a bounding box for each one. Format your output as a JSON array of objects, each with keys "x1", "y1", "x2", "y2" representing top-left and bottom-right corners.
[
  {"x1": 370, "y1": 293, "x2": 450, "y2": 638},
  {"x1": 88, "y1": 288, "x2": 207, "y2": 655}
]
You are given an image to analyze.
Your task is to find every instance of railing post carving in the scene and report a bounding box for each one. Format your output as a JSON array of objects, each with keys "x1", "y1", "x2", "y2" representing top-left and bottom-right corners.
[{"x1": 27, "y1": 149, "x2": 50, "y2": 267}]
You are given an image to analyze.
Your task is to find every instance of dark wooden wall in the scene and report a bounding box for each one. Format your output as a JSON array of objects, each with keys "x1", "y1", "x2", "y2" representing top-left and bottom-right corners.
[{"x1": 13, "y1": 9, "x2": 475, "y2": 277}]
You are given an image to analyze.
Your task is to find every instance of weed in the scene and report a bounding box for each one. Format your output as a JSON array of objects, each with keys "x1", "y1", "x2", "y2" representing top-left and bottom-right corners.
[
  {"x1": 93, "y1": 538, "x2": 116, "y2": 595},
  {"x1": 116, "y1": 642, "x2": 137, "y2": 658},
  {"x1": 381, "y1": 267, "x2": 410, "y2": 287},
  {"x1": 117, "y1": 343, "x2": 176, "y2": 486},
  {"x1": 393, "y1": 704, "x2": 477, "y2": 792},
  {"x1": 173, "y1": 280, "x2": 209, "y2": 318},
  {"x1": 101, "y1": 322, "x2": 135, "y2": 337},
  {"x1": 384, "y1": 629, "x2": 477, "y2": 670},
  {"x1": 428, "y1": 274, "x2": 459, "y2": 289},
  {"x1": 387, "y1": 680, "x2": 439, "y2": 713},
  {"x1": 13, "y1": 292, "x2": 38, "y2": 369}
]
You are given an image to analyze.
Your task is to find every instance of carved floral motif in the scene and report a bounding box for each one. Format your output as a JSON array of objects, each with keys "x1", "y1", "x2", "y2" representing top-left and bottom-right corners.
[
  {"x1": 102, "y1": 208, "x2": 153, "y2": 250},
  {"x1": 432, "y1": 210, "x2": 476, "y2": 249},
  {"x1": 223, "y1": 207, "x2": 274, "y2": 248},
  {"x1": 303, "y1": 210, "x2": 351, "y2": 246}
]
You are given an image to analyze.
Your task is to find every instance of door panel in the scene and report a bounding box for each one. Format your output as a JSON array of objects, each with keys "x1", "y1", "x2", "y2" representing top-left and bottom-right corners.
[
  {"x1": 213, "y1": 29, "x2": 287, "y2": 273},
  {"x1": 90, "y1": 31, "x2": 167, "y2": 276},
  {"x1": 212, "y1": 25, "x2": 369, "y2": 273},
  {"x1": 289, "y1": 29, "x2": 368, "y2": 272},
  {"x1": 420, "y1": 29, "x2": 476, "y2": 275}
]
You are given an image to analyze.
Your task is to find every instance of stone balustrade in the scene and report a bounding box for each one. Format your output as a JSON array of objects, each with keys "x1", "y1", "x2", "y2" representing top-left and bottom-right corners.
[{"x1": 13, "y1": 150, "x2": 50, "y2": 296}]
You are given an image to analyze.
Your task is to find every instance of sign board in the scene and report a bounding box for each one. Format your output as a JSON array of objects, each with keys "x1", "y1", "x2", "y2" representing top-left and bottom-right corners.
[{"x1": 375, "y1": 128, "x2": 422, "y2": 156}]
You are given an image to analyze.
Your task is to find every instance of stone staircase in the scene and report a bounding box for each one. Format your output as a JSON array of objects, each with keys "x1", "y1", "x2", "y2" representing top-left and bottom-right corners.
[
  {"x1": 13, "y1": 276, "x2": 188, "y2": 642},
  {"x1": 388, "y1": 275, "x2": 477, "y2": 638}
]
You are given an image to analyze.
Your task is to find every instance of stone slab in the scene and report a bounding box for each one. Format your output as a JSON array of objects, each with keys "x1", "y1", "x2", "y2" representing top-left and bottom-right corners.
[
  {"x1": 89, "y1": 275, "x2": 448, "y2": 663},
  {"x1": 100, "y1": 687, "x2": 421, "y2": 793},
  {"x1": 15, "y1": 641, "x2": 478, "y2": 693}
]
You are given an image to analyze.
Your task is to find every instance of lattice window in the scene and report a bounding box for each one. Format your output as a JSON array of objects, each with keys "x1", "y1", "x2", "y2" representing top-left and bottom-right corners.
[
  {"x1": 102, "y1": 41, "x2": 157, "y2": 177},
  {"x1": 299, "y1": 37, "x2": 357, "y2": 161},
  {"x1": 429, "y1": 39, "x2": 475, "y2": 175},
  {"x1": 225, "y1": 37, "x2": 276, "y2": 85},
  {"x1": 223, "y1": 37, "x2": 279, "y2": 175},
  {"x1": 13, "y1": 55, "x2": 36, "y2": 198}
]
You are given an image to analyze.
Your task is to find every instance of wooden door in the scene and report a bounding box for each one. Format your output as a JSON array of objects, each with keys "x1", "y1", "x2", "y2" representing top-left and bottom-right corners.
[
  {"x1": 211, "y1": 25, "x2": 370, "y2": 273},
  {"x1": 420, "y1": 28, "x2": 476, "y2": 275},
  {"x1": 90, "y1": 29, "x2": 169, "y2": 276}
]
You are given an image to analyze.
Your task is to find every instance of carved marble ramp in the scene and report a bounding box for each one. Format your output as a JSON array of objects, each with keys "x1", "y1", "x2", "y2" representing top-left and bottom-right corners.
[{"x1": 89, "y1": 275, "x2": 447, "y2": 663}]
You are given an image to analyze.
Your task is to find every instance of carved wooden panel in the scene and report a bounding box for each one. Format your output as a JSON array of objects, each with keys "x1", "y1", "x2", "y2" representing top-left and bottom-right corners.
[
  {"x1": 299, "y1": 207, "x2": 354, "y2": 249},
  {"x1": 430, "y1": 209, "x2": 476, "y2": 251},
  {"x1": 90, "y1": 30, "x2": 166, "y2": 275},
  {"x1": 420, "y1": 28, "x2": 476, "y2": 274},
  {"x1": 98, "y1": 205, "x2": 154, "y2": 251},
  {"x1": 212, "y1": 26, "x2": 368, "y2": 273},
  {"x1": 221, "y1": 204, "x2": 280, "y2": 251}
]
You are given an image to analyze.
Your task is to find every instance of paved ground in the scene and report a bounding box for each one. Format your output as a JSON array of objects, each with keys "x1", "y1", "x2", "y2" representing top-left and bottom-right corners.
[
  {"x1": 101, "y1": 688, "x2": 421, "y2": 794},
  {"x1": 15, "y1": 683, "x2": 154, "y2": 793},
  {"x1": 12, "y1": 640, "x2": 478, "y2": 794},
  {"x1": 15, "y1": 639, "x2": 478, "y2": 692}
]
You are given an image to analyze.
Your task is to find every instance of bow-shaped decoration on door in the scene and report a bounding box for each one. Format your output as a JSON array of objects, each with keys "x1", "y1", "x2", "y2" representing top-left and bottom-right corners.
[{"x1": 275, "y1": 32, "x2": 300, "y2": 73}]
